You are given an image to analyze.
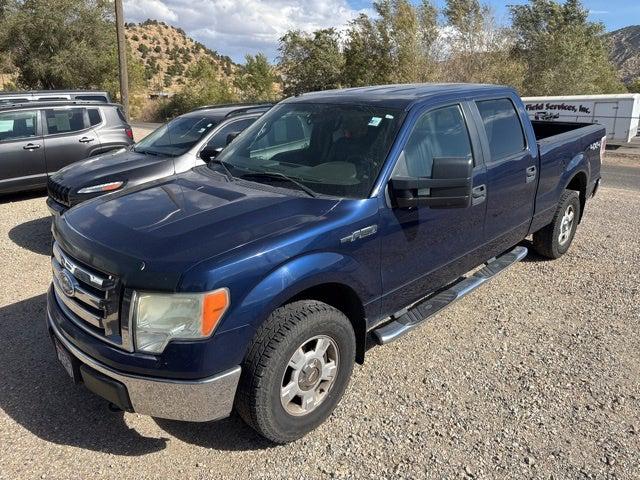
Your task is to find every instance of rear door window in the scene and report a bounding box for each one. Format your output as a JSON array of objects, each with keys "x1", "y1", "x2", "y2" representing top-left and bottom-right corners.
[
  {"x1": 476, "y1": 98, "x2": 526, "y2": 160},
  {"x1": 87, "y1": 108, "x2": 102, "y2": 126},
  {"x1": 44, "y1": 108, "x2": 87, "y2": 135},
  {"x1": 0, "y1": 110, "x2": 38, "y2": 142}
]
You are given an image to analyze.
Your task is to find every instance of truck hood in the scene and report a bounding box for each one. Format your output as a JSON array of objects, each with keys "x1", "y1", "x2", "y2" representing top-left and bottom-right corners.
[
  {"x1": 50, "y1": 148, "x2": 174, "y2": 190},
  {"x1": 55, "y1": 167, "x2": 340, "y2": 290}
]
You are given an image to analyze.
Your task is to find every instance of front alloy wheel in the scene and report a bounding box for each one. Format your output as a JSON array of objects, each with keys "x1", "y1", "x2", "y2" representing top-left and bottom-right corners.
[
  {"x1": 236, "y1": 300, "x2": 355, "y2": 444},
  {"x1": 281, "y1": 335, "x2": 339, "y2": 416}
]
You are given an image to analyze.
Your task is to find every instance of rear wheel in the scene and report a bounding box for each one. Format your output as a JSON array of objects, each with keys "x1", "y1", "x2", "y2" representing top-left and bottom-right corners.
[
  {"x1": 235, "y1": 300, "x2": 355, "y2": 444},
  {"x1": 532, "y1": 190, "x2": 581, "y2": 259}
]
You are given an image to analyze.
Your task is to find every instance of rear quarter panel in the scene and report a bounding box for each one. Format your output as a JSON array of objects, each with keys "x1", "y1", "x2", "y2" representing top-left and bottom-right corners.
[{"x1": 530, "y1": 124, "x2": 605, "y2": 233}]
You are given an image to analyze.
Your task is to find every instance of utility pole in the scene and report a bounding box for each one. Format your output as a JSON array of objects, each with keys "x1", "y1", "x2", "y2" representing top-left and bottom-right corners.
[{"x1": 115, "y1": 0, "x2": 129, "y2": 119}]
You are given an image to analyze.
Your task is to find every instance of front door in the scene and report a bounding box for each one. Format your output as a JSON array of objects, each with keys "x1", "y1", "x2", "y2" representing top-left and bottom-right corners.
[
  {"x1": 379, "y1": 103, "x2": 488, "y2": 315},
  {"x1": 474, "y1": 97, "x2": 537, "y2": 253},
  {"x1": 42, "y1": 107, "x2": 99, "y2": 174},
  {"x1": 0, "y1": 109, "x2": 46, "y2": 193}
]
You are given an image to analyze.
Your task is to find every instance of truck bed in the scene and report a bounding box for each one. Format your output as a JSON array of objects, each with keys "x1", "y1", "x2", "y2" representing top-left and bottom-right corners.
[{"x1": 531, "y1": 120, "x2": 595, "y2": 142}]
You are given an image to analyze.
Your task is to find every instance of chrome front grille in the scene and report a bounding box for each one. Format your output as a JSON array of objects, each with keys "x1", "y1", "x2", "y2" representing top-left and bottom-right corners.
[{"x1": 52, "y1": 242, "x2": 132, "y2": 351}]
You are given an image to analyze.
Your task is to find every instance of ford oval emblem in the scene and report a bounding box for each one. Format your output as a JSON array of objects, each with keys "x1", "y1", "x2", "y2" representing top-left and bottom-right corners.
[{"x1": 59, "y1": 269, "x2": 76, "y2": 297}]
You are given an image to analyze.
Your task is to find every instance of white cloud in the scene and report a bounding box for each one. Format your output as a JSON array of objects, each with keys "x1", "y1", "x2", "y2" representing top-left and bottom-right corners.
[{"x1": 123, "y1": 0, "x2": 367, "y2": 63}]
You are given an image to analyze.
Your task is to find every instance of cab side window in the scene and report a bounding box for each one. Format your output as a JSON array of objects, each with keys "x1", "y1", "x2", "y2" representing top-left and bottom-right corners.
[
  {"x1": 206, "y1": 118, "x2": 256, "y2": 150},
  {"x1": 476, "y1": 98, "x2": 526, "y2": 160},
  {"x1": 0, "y1": 110, "x2": 38, "y2": 142},
  {"x1": 44, "y1": 108, "x2": 86, "y2": 135},
  {"x1": 393, "y1": 104, "x2": 474, "y2": 179}
]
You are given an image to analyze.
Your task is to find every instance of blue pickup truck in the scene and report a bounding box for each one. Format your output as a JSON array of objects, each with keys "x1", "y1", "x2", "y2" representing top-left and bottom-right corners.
[{"x1": 47, "y1": 84, "x2": 604, "y2": 443}]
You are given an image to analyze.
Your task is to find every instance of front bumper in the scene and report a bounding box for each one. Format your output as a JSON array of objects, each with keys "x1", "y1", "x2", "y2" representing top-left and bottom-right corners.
[
  {"x1": 46, "y1": 197, "x2": 67, "y2": 217},
  {"x1": 47, "y1": 310, "x2": 241, "y2": 422}
]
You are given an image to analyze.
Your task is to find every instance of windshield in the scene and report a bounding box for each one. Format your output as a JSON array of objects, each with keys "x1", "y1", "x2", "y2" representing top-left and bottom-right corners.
[
  {"x1": 135, "y1": 115, "x2": 218, "y2": 156},
  {"x1": 212, "y1": 103, "x2": 404, "y2": 198}
]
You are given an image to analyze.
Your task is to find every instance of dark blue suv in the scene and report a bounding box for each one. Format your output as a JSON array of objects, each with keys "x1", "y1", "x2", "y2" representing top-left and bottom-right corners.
[{"x1": 47, "y1": 84, "x2": 604, "y2": 443}]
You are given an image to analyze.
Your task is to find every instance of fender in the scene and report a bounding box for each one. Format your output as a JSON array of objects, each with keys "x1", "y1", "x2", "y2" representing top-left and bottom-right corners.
[
  {"x1": 562, "y1": 152, "x2": 589, "y2": 189},
  {"x1": 230, "y1": 251, "x2": 374, "y2": 334}
]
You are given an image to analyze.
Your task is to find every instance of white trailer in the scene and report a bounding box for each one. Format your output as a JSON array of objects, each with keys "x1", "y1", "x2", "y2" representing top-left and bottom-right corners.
[{"x1": 522, "y1": 94, "x2": 640, "y2": 143}]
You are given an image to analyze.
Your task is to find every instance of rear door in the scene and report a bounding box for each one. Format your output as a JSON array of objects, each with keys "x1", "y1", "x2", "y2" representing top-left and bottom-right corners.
[
  {"x1": 0, "y1": 109, "x2": 46, "y2": 193},
  {"x1": 42, "y1": 107, "x2": 99, "y2": 174},
  {"x1": 473, "y1": 96, "x2": 537, "y2": 252}
]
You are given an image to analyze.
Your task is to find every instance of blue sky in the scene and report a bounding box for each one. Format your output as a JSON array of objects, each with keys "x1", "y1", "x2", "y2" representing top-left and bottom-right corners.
[
  {"x1": 124, "y1": 0, "x2": 640, "y2": 63},
  {"x1": 348, "y1": 0, "x2": 640, "y2": 31}
]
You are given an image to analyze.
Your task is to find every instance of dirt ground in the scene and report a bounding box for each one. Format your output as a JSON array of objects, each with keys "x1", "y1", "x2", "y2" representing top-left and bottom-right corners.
[{"x1": 0, "y1": 155, "x2": 638, "y2": 479}]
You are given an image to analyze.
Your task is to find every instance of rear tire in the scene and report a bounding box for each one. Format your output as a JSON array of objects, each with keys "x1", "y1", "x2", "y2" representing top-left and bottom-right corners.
[
  {"x1": 235, "y1": 300, "x2": 355, "y2": 444},
  {"x1": 532, "y1": 190, "x2": 581, "y2": 259}
]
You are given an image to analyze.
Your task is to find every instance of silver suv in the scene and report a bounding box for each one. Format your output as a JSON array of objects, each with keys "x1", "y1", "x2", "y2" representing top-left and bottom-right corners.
[{"x1": 0, "y1": 101, "x2": 133, "y2": 194}]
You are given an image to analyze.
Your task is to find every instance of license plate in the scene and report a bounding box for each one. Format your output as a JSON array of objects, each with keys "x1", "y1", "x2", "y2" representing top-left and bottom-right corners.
[{"x1": 55, "y1": 339, "x2": 75, "y2": 380}]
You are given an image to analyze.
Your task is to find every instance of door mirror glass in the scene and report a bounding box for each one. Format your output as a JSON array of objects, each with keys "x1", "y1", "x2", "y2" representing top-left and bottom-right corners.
[
  {"x1": 226, "y1": 132, "x2": 240, "y2": 146},
  {"x1": 200, "y1": 145, "x2": 222, "y2": 161},
  {"x1": 390, "y1": 156, "x2": 473, "y2": 208}
]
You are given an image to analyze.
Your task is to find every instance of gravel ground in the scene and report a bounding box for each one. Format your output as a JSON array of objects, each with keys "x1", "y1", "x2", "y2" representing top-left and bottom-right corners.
[{"x1": 0, "y1": 155, "x2": 638, "y2": 479}]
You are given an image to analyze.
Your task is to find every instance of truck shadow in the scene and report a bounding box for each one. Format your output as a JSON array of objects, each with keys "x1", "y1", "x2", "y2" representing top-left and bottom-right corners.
[
  {"x1": 518, "y1": 239, "x2": 553, "y2": 263},
  {"x1": 154, "y1": 416, "x2": 274, "y2": 451},
  {"x1": 0, "y1": 294, "x2": 168, "y2": 456},
  {"x1": 0, "y1": 294, "x2": 273, "y2": 454},
  {"x1": 8, "y1": 216, "x2": 52, "y2": 256}
]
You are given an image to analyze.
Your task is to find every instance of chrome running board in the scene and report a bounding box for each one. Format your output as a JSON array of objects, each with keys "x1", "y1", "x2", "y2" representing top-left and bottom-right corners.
[{"x1": 373, "y1": 246, "x2": 528, "y2": 345}]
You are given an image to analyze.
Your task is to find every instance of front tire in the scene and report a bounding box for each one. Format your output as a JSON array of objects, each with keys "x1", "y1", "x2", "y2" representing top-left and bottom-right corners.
[
  {"x1": 532, "y1": 190, "x2": 581, "y2": 259},
  {"x1": 235, "y1": 300, "x2": 356, "y2": 444}
]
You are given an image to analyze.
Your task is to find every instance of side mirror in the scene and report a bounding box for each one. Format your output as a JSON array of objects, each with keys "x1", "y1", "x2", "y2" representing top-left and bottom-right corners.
[
  {"x1": 200, "y1": 145, "x2": 223, "y2": 161},
  {"x1": 389, "y1": 157, "x2": 473, "y2": 209},
  {"x1": 226, "y1": 132, "x2": 240, "y2": 146}
]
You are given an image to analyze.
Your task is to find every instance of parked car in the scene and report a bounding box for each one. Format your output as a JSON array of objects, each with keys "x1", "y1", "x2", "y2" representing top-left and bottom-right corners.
[
  {"x1": 0, "y1": 90, "x2": 111, "y2": 105},
  {"x1": 46, "y1": 103, "x2": 272, "y2": 214},
  {"x1": 47, "y1": 84, "x2": 604, "y2": 443},
  {"x1": 0, "y1": 101, "x2": 132, "y2": 194}
]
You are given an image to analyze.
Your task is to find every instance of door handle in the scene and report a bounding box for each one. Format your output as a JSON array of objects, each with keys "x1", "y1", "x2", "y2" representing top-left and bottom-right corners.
[
  {"x1": 79, "y1": 137, "x2": 95, "y2": 143},
  {"x1": 526, "y1": 166, "x2": 537, "y2": 183},
  {"x1": 471, "y1": 184, "x2": 486, "y2": 206},
  {"x1": 23, "y1": 143, "x2": 41, "y2": 151}
]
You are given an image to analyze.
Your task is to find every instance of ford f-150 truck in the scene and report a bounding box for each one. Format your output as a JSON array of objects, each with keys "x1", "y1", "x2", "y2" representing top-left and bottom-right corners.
[{"x1": 47, "y1": 84, "x2": 604, "y2": 444}]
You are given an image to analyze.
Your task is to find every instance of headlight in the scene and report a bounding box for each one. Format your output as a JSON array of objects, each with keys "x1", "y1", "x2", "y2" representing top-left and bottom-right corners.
[
  {"x1": 132, "y1": 288, "x2": 230, "y2": 354},
  {"x1": 77, "y1": 181, "x2": 124, "y2": 194}
]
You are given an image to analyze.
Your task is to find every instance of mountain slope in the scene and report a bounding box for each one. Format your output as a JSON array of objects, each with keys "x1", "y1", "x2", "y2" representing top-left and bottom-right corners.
[
  {"x1": 607, "y1": 25, "x2": 640, "y2": 85},
  {"x1": 125, "y1": 20, "x2": 237, "y2": 93}
]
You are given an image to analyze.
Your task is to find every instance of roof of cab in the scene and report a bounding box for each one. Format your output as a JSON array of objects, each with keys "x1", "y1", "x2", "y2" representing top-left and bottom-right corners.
[
  {"x1": 284, "y1": 83, "x2": 512, "y2": 110},
  {"x1": 181, "y1": 103, "x2": 273, "y2": 120}
]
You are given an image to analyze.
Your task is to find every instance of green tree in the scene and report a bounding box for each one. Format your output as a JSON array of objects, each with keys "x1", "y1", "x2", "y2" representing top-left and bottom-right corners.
[
  {"x1": 510, "y1": 0, "x2": 624, "y2": 95},
  {"x1": 160, "y1": 59, "x2": 236, "y2": 118},
  {"x1": 628, "y1": 78, "x2": 640, "y2": 94},
  {"x1": 234, "y1": 53, "x2": 279, "y2": 102},
  {"x1": 437, "y1": 0, "x2": 524, "y2": 89},
  {"x1": 278, "y1": 29, "x2": 344, "y2": 96},
  {"x1": 2, "y1": 0, "x2": 119, "y2": 90},
  {"x1": 343, "y1": 1, "x2": 438, "y2": 87}
]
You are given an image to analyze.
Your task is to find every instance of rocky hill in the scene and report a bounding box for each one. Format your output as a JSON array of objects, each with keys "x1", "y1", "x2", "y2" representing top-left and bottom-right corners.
[
  {"x1": 607, "y1": 25, "x2": 640, "y2": 85},
  {"x1": 125, "y1": 20, "x2": 237, "y2": 93}
]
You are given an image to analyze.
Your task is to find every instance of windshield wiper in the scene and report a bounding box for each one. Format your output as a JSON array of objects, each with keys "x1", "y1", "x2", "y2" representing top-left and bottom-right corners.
[
  {"x1": 208, "y1": 158, "x2": 235, "y2": 181},
  {"x1": 240, "y1": 171, "x2": 317, "y2": 198},
  {"x1": 134, "y1": 148, "x2": 162, "y2": 156}
]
